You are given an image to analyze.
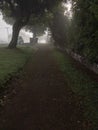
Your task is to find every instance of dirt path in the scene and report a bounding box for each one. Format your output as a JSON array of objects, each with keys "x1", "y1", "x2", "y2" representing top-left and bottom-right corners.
[{"x1": 0, "y1": 44, "x2": 86, "y2": 130}]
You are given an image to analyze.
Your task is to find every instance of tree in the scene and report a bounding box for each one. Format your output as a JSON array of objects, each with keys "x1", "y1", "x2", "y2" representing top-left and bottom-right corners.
[
  {"x1": 70, "y1": 0, "x2": 98, "y2": 63},
  {"x1": 25, "y1": 15, "x2": 47, "y2": 39},
  {"x1": 0, "y1": 0, "x2": 63, "y2": 48},
  {"x1": 50, "y1": 4, "x2": 69, "y2": 48}
]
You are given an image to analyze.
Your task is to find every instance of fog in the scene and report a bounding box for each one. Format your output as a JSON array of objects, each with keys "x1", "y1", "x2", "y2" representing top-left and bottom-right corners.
[
  {"x1": 0, "y1": 13, "x2": 12, "y2": 43},
  {"x1": 0, "y1": 13, "x2": 33, "y2": 43},
  {"x1": 0, "y1": 12, "x2": 48, "y2": 44}
]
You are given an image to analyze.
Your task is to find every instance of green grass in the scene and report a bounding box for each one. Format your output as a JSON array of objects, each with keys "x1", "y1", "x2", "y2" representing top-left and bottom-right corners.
[
  {"x1": 0, "y1": 46, "x2": 33, "y2": 88},
  {"x1": 54, "y1": 50, "x2": 98, "y2": 130}
]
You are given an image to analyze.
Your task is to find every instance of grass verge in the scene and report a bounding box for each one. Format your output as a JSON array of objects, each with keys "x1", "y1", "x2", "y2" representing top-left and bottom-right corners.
[
  {"x1": 0, "y1": 46, "x2": 33, "y2": 90},
  {"x1": 54, "y1": 50, "x2": 98, "y2": 130}
]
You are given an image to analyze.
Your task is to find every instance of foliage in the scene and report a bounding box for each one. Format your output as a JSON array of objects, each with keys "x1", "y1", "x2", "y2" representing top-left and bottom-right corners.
[
  {"x1": 50, "y1": 5, "x2": 69, "y2": 47},
  {"x1": 67, "y1": 0, "x2": 98, "y2": 63},
  {"x1": 25, "y1": 15, "x2": 47, "y2": 37},
  {"x1": 50, "y1": 0, "x2": 98, "y2": 64},
  {"x1": 0, "y1": 0, "x2": 63, "y2": 48},
  {"x1": 54, "y1": 50, "x2": 98, "y2": 129}
]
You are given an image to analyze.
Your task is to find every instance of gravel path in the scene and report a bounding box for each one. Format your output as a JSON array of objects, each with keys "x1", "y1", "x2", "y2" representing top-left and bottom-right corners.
[{"x1": 0, "y1": 45, "x2": 85, "y2": 130}]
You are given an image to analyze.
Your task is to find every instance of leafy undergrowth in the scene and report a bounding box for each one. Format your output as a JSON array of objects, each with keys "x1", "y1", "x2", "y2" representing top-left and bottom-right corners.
[
  {"x1": 0, "y1": 46, "x2": 33, "y2": 91},
  {"x1": 54, "y1": 50, "x2": 98, "y2": 130}
]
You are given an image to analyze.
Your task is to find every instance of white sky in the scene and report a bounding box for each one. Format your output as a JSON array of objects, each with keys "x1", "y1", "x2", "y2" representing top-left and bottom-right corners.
[
  {"x1": 64, "y1": 0, "x2": 72, "y2": 18},
  {"x1": 0, "y1": 12, "x2": 11, "y2": 27},
  {"x1": 0, "y1": 12, "x2": 12, "y2": 43}
]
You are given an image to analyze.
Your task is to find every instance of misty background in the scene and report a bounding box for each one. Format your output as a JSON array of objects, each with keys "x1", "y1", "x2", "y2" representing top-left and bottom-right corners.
[{"x1": 0, "y1": 12, "x2": 48, "y2": 44}]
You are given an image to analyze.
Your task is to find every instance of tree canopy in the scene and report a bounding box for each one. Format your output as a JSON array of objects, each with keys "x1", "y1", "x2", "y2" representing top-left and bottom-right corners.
[
  {"x1": 1, "y1": 0, "x2": 97, "y2": 65},
  {"x1": 0, "y1": 0, "x2": 63, "y2": 48},
  {"x1": 69, "y1": 0, "x2": 98, "y2": 63},
  {"x1": 48, "y1": 0, "x2": 98, "y2": 64}
]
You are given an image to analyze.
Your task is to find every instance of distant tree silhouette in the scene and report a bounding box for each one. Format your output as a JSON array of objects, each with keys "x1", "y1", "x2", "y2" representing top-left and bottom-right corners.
[{"x1": 0, "y1": 0, "x2": 63, "y2": 48}]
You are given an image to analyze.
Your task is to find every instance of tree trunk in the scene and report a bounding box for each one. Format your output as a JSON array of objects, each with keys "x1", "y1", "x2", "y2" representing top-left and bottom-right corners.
[
  {"x1": 8, "y1": 19, "x2": 22, "y2": 49},
  {"x1": 33, "y1": 27, "x2": 37, "y2": 39},
  {"x1": 8, "y1": 14, "x2": 30, "y2": 49}
]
